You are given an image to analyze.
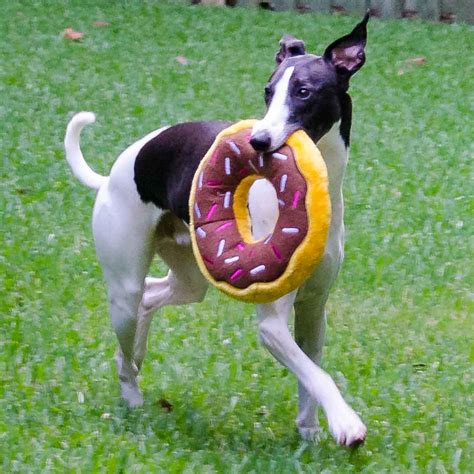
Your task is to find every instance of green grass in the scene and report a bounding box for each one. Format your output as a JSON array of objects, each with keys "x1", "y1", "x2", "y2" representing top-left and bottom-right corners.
[{"x1": 1, "y1": 1, "x2": 473, "y2": 471}]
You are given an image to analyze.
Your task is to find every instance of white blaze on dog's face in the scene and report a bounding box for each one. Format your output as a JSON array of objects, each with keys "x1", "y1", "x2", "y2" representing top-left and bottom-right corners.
[
  {"x1": 250, "y1": 17, "x2": 369, "y2": 153},
  {"x1": 251, "y1": 66, "x2": 295, "y2": 152}
]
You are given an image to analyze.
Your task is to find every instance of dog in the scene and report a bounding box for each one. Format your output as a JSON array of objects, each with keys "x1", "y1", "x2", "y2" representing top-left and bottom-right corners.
[{"x1": 64, "y1": 13, "x2": 369, "y2": 447}]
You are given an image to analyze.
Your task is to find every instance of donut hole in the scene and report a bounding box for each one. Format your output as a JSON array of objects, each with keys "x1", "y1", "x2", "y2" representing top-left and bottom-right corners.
[{"x1": 248, "y1": 178, "x2": 279, "y2": 241}]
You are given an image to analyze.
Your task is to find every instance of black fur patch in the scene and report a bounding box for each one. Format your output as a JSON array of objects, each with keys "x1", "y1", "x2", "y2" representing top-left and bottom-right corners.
[
  {"x1": 338, "y1": 92, "x2": 352, "y2": 147},
  {"x1": 134, "y1": 121, "x2": 231, "y2": 222}
]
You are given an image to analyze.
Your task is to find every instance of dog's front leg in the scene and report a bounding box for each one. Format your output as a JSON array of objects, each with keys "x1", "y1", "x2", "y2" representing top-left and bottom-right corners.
[
  {"x1": 257, "y1": 293, "x2": 366, "y2": 446},
  {"x1": 293, "y1": 295, "x2": 328, "y2": 440}
]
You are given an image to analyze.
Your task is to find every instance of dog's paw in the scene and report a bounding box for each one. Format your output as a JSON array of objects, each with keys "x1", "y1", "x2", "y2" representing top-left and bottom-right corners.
[
  {"x1": 297, "y1": 424, "x2": 321, "y2": 441},
  {"x1": 327, "y1": 406, "x2": 367, "y2": 447},
  {"x1": 121, "y1": 382, "x2": 144, "y2": 408}
]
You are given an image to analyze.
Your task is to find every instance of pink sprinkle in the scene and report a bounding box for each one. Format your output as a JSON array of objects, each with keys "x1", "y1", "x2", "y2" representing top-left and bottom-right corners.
[
  {"x1": 236, "y1": 242, "x2": 245, "y2": 251},
  {"x1": 207, "y1": 180, "x2": 223, "y2": 186},
  {"x1": 230, "y1": 268, "x2": 243, "y2": 281},
  {"x1": 292, "y1": 191, "x2": 301, "y2": 209},
  {"x1": 206, "y1": 204, "x2": 218, "y2": 220},
  {"x1": 203, "y1": 256, "x2": 214, "y2": 266},
  {"x1": 238, "y1": 167, "x2": 249, "y2": 175},
  {"x1": 245, "y1": 133, "x2": 252, "y2": 142},
  {"x1": 216, "y1": 221, "x2": 233, "y2": 232},
  {"x1": 271, "y1": 244, "x2": 282, "y2": 260}
]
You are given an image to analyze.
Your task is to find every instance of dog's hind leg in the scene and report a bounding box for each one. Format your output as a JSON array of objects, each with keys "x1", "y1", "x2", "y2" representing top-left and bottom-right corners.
[
  {"x1": 257, "y1": 293, "x2": 366, "y2": 447},
  {"x1": 133, "y1": 222, "x2": 208, "y2": 370},
  {"x1": 294, "y1": 296, "x2": 328, "y2": 440},
  {"x1": 93, "y1": 183, "x2": 160, "y2": 407}
]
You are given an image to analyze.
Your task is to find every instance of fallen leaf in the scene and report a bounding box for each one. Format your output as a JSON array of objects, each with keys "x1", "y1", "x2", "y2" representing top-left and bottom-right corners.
[
  {"x1": 63, "y1": 28, "x2": 84, "y2": 40},
  {"x1": 404, "y1": 57, "x2": 426, "y2": 65},
  {"x1": 93, "y1": 21, "x2": 109, "y2": 27},
  {"x1": 440, "y1": 12, "x2": 456, "y2": 23},
  {"x1": 157, "y1": 398, "x2": 173, "y2": 412},
  {"x1": 175, "y1": 55, "x2": 189, "y2": 66}
]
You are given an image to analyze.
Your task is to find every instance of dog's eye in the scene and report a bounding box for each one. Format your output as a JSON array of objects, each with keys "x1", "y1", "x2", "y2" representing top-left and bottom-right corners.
[{"x1": 296, "y1": 87, "x2": 311, "y2": 99}]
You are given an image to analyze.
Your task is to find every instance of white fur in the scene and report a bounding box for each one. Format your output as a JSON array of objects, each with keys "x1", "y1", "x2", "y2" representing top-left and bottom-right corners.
[
  {"x1": 251, "y1": 66, "x2": 294, "y2": 150},
  {"x1": 64, "y1": 112, "x2": 105, "y2": 190},
  {"x1": 249, "y1": 122, "x2": 366, "y2": 445},
  {"x1": 64, "y1": 111, "x2": 366, "y2": 446}
]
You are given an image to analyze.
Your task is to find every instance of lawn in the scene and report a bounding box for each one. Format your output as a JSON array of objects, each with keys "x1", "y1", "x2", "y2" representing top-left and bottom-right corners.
[{"x1": 1, "y1": 0, "x2": 472, "y2": 472}]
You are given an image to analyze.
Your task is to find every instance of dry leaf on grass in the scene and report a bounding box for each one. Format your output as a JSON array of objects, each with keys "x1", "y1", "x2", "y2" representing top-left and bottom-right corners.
[
  {"x1": 157, "y1": 398, "x2": 173, "y2": 412},
  {"x1": 398, "y1": 56, "x2": 426, "y2": 75},
  {"x1": 63, "y1": 28, "x2": 84, "y2": 40},
  {"x1": 175, "y1": 55, "x2": 189, "y2": 65},
  {"x1": 404, "y1": 57, "x2": 426, "y2": 65},
  {"x1": 93, "y1": 21, "x2": 109, "y2": 27}
]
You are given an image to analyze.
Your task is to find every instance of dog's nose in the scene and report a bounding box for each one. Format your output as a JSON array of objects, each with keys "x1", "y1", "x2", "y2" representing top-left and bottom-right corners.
[{"x1": 250, "y1": 131, "x2": 271, "y2": 152}]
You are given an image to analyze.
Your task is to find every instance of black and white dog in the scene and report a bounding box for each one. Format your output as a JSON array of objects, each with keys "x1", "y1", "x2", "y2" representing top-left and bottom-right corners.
[{"x1": 65, "y1": 14, "x2": 369, "y2": 447}]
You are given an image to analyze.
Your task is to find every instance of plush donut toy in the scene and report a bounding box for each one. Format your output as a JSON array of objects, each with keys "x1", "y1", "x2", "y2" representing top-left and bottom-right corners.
[{"x1": 189, "y1": 120, "x2": 330, "y2": 303}]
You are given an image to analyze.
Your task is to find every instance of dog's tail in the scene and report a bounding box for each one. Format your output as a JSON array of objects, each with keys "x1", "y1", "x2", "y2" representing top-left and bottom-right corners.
[{"x1": 64, "y1": 112, "x2": 107, "y2": 190}]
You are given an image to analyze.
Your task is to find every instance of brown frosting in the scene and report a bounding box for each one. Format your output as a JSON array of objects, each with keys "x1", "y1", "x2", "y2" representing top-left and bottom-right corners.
[{"x1": 192, "y1": 128, "x2": 308, "y2": 289}]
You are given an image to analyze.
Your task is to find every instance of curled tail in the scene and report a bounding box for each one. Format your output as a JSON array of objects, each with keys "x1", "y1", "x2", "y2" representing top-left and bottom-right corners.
[{"x1": 64, "y1": 112, "x2": 107, "y2": 190}]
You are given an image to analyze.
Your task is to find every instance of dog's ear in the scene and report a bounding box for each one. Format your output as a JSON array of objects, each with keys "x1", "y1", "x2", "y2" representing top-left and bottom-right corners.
[
  {"x1": 275, "y1": 35, "x2": 306, "y2": 65},
  {"x1": 324, "y1": 12, "x2": 369, "y2": 77}
]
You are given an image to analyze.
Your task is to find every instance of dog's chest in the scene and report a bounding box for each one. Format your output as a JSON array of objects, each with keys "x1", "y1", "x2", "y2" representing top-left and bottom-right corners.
[{"x1": 296, "y1": 123, "x2": 349, "y2": 299}]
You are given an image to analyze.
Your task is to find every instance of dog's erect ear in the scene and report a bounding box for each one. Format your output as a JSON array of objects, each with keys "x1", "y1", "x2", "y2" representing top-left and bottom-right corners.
[
  {"x1": 275, "y1": 35, "x2": 306, "y2": 65},
  {"x1": 324, "y1": 12, "x2": 369, "y2": 77}
]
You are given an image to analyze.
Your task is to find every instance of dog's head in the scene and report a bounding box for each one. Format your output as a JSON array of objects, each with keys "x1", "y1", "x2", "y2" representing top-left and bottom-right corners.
[{"x1": 250, "y1": 13, "x2": 369, "y2": 152}]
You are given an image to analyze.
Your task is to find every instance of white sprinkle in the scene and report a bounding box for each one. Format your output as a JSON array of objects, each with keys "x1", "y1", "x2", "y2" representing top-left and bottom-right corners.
[
  {"x1": 229, "y1": 140, "x2": 241, "y2": 156},
  {"x1": 278, "y1": 199, "x2": 285, "y2": 207},
  {"x1": 224, "y1": 191, "x2": 231, "y2": 209},
  {"x1": 250, "y1": 264, "x2": 266, "y2": 275},
  {"x1": 198, "y1": 172, "x2": 204, "y2": 189},
  {"x1": 282, "y1": 227, "x2": 299, "y2": 234},
  {"x1": 194, "y1": 203, "x2": 201, "y2": 218},
  {"x1": 225, "y1": 157, "x2": 231, "y2": 175},
  {"x1": 264, "y1": 234, "x2": 272, "y2": 244},
  {"x1": 248, "y1": 159, "x2": 259, "y2": 173},
  {"x1": 258, "y1": 154, "x2": 264, "y2": 168},
  {"x1": 272, "y1": 152, "x2": 287, "y2": 161},
  {"x1": 217, "y1": 239, "x2": 225, "y2": 257},
  {"x1": 280, "y1": 174, "x2": 288, "y2": 193},
  {"x1": 224, "y1": 256, "x2": 239, "y2": 264},
  {"x1": 196, "y1": 227, "x2": 206, "y2": 238}
]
